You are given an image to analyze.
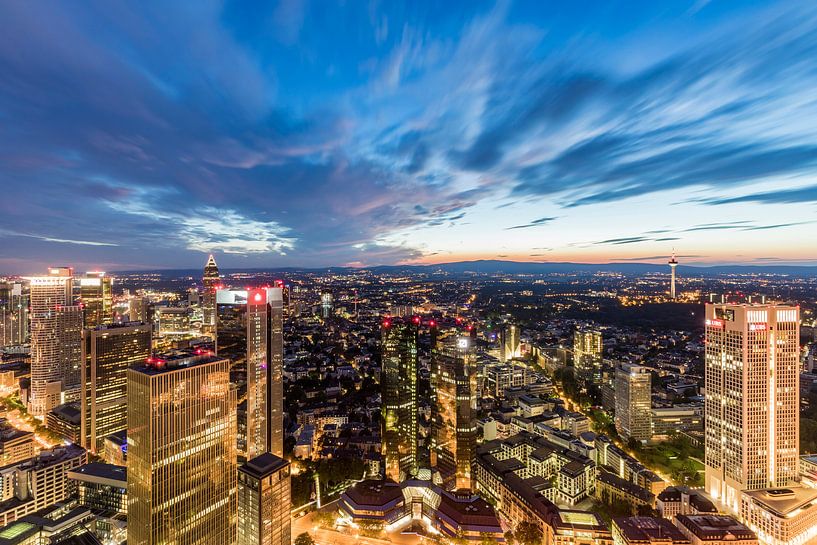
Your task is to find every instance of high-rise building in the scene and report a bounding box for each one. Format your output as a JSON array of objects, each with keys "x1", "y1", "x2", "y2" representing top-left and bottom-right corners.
[
  {"x1": 79, "y1": 271, "x2": 113, "y2": 326},
  {"x1": 128, "y1": 296, "x2": 149, "y2": 323},
  {"x1": 381, "y1": 317, "x2": 418, "y2": 481},
  {"x1": 500, "y1": 324, "x2": 520, "y2": 362},
  {"x1": 574, "y1": 328, "x2": 603, "y2": 385},
  {"x1": 202, "y1": 254, "x2": 221, "y2": 338},
  {"x1": 217, "y1": 288, "x2": 284, "y2": 459},
  {"x1": 0, "y1": 280, "x2": 28, "y2": 347},
  {"x1": 704, "y1": 303, "x2": 799, "y2": 512},
  {"x1": 237, "y1": 453, "x2": 291, "y2": 545},
  {"x1": 614, "y1": 363, "x2": 652, "y2": 443},
  {"x1": 81, "y1": 322, "x2": 151, "y2": 454},
  {"x1": 431, "y1": 322, "x2": 477, "y2": 491},
  {"x1": 127, "y1": 351, "x2": 237, "y2": 545},
  {"x1": 28, "y1": 268, "x2": 82, "y2": 416},
  {"x1": 321, "y1": 292, "x2": 333, "y2": 319}
]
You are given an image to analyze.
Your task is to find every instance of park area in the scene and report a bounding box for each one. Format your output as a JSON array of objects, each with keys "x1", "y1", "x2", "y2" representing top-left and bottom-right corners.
[{"x1": 637, "y1": 434, "x2": 704, "y2": 487}]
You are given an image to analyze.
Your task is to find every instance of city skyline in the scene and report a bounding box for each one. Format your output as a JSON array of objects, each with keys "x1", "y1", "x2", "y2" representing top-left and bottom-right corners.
[{"x1": 2, "y1": 1, "x2": 817, "y2": 273}]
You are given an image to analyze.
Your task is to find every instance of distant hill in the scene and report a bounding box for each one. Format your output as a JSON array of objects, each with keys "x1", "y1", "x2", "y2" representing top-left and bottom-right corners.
[{"x1": 115, "y1": 259, "x2": 817, "y2": 276}]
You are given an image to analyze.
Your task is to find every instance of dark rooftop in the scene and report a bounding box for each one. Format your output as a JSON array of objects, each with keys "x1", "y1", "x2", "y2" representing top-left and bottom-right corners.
[{"x1": 240, "y1": 453, "x2": 289, "y2": 479}]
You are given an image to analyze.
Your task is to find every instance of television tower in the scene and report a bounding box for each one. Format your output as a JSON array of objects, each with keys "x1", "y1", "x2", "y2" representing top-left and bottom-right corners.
[{"x1": 668, "y1": 252, "x2": 678, "y2": 300}]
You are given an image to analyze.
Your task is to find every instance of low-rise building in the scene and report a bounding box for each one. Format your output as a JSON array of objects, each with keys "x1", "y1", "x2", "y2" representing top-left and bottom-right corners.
[
  {"x1": 596, "y1": 472, "x2": 655, "y2": 515},
  {"x1": 0, "y1": 421, "x2": 34, "y2": 468},
  {"x1": 0, "y1": 445, "x2": 87, "y2": 526},
  {"x1": 673, "y1": 515, "x2": 757, "y2": 545},
  {"x1": 612, "y1": 516, "x2": 690, "y2": 545},
  {"x1": 739, "y1": 487, "x2": 817, "y2": 545},
  {"x1": 656, "y1": 487, "x2": 717, "y2": 520},
  {"x1": 44, "y1": 403, "x2": 81, "y2": 444}
]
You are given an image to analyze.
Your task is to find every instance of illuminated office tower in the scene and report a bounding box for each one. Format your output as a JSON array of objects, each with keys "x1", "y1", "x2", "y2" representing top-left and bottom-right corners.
[
  {"x1": 499, "y1": 324, "x2": 520, "y2": 362},
  {"x1": 127, "y1": 351, "x2": 237, "y2": 545},
  {"x1": 614, "y1": 363, "x2": 652, "y2": 443},
  {"x1": 128, "y1": 295, "x2": 149, "y2": 323},
  {"x1": 202, "y1": 254, "x2": 221, "y2": 338},
  {"x1": 431, "y1": 322, "x2": 477, "y2": 491},
  {"x1": 217, "y1": 287, "x2": 284, "y2": 458},
  {"x1": 79, "y1": 271, "x2": 113, "y2": 326},
  {"x1": 81, "y1": 322, "x2": 151, "y2": 454},
  {"x1": 0, "y1": 280, "x2": 28, "y2": 347},
  {"x1": 237, "y1": 453, "x2": 291, "y2": 545},
  {"x1": 381, "y1": 317, "x2": 418, "y2": 481},
  {"x1": 574, "y1": 327, "x2": 603, "y2": 385},
  {"x1": 704, "y1": 303, "x2": 799, "y2": 512},
  {"x1": 28, "y1": 268, "x2": 83, "y2": 416},
  {"x1": 321, "y1": 292, "x2": 333, "y2": 319}
]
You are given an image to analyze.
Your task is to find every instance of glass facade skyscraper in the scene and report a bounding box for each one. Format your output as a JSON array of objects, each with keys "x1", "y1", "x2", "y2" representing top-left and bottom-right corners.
[
  {"x1": 237, "y1": 453, "x2": 291, "y2": 545},
  {"x1": 381, "y1": 317, "x2": 418, "y2": 482},
  {"x1": 127, "y1": 352, "x2": 237, "y2": 545},
  {"x1": 81, "y1": 322, "x2": 152, "y2": 454}
]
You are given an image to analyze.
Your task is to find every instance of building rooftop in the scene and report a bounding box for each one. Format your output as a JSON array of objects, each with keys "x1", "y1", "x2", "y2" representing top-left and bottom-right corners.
[
  {"x1": 130, "y1": 350, "x2": 226, "y2": 375},
  {"x1": 48, "y1": 402, "x2": 81, "y2": 424},
  {"x1": 67, "y1": 463, "x2": 126, "y2": 487},
  {"x1": 613, "y1": 516, "x2": 689, "y2": 545},
  {"x1": 674, "y1": 515, "x2": 756, "y2": 541},
  {"x1": 597, "y1": 472, "x2": 654, "y2": 503},
  {"x1": 239, "y1": 453, "x2": 289, "y2": 479},
  {"x1": 553, "y1": 509, "x2": 607, "y2": 531},
  {"x1": 342, "y1": 479, "x2": 404, "y2": 509},
  {"x1": 740, "y1": 486, "x2": 817, "y2": 517},
  {"x1": 16, "y1": 444, "x2": 85, "y2": 471}
]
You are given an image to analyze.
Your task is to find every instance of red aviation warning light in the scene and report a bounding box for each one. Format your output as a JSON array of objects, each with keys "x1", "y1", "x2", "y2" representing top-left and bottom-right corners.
[
  {"x1": 249, "y1": 289, "x2": 266, "y2": 305},
  {"x1": 413, "y1": 316, "x2": 421, "y2": 325}
]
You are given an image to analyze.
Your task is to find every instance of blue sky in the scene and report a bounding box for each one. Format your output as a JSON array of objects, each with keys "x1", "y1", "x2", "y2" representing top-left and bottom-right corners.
[{"x1": 1, "y1": 0, "x2": 817, "y2": 273}]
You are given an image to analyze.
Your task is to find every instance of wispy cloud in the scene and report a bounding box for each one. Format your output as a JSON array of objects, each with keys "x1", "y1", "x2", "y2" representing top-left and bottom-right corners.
[{"x1": 505, "y1": 216, "x2": 557, "y2": 230}]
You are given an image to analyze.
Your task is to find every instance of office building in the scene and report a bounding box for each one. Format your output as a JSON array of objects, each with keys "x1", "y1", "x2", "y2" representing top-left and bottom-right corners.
[
  {"x1": 704, "y1": 303, "x2": 799, "y2": 512},
  {"x1": 128, "y1": 296, "x2": 149, "y2": 323},
  {"x1": 217, "y1": 287, "x2": 285, "y2": 458},
  {"x1": 27, "y1": 268, "x2": 82, "y2": 416},
  {"x1": 431, "y1": 323, "x2": 477, "y2": 491},
  {"x1": 574, "y1": 328, "x2": 603, "y2": 385},
  {"x1": 127, "y1": 351, "x2": 237, "y2": 545},
  {"x1": 202, "y1": 254, "x2": 220, "y2": 338},
  {"x1": 0, "y1": 420, "x2": 34, "y2": 467},
  {"x1": 79, "y1": 271, "x2": 113, "y2": 326},
  {"x1": 237, "y1": 453, "x2": 291, "y2": 545},
  {"x1": 155, "y1": 307, "x2": 193, "y2": 337},
  {"x1": 739, "y1": 487, "x2": 817, "y2": 545},
  {"x1": 615, "y1": 364, "x2": 652, "y2": 443},
  {"x1": 321, "y1": 292, "x2": 333, "y2": 319},
  {"x1": 381, "y1": 317, "x2": 418, "y2": 481},
  {"x1": 500, "y1": 324, "x2": 521, "y2": 362},
  {"x1": 0, "y1": 444, "x2": 87, "y2": 527},
  {"x1": 0, "y1": 281, "x2": 28, "y2": 348},
  {"x1": 68, "y1": 462, "x2": 127, "y2": 516},
  {"x1": 81, "y1": 323, "x2": 152, "y2": 454},
  {"x1": 45, "y1": 402, "x2": 81, "y2": 443}
]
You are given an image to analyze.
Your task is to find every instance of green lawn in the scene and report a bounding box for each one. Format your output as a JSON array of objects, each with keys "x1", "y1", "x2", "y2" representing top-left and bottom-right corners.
[{"x1": 638, "y1": 436, "x2": 704, "y2": 486}]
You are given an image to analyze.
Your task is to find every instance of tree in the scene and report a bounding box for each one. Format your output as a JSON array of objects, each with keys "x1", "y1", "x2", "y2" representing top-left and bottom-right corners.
[
  {"x1": 515, "y1": 522, "x2": 543, "y2": 545},
  {"x1": 294, "y1": 533, "x2": 315, "y2": 545},
  {"x1": 481, "y1": 532, "x2": 499, "y2": 545},
  {"x1": 504, "y1": 531, "x2": 516, "y2": 545}
]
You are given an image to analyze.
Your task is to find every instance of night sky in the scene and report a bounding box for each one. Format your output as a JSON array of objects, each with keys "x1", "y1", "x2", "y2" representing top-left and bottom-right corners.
[{"x1": 2, "y1": 1, "x2": 817, "y2": 273}]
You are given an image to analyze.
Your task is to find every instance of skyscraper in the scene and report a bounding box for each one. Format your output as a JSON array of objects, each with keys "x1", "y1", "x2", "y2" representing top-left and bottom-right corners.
[
  {"x1": 28, "y1": 268, "x2": 82, "y2": 416},
  {"x1": 202, "y1": 254, "x2": 221, "y2": 338},
  {"x1": 79, "y1": 271, "x2": 113, "y2": 326},
  {"x1": 217, "y1": 287, "x2": 284, "y2": 458},
  {"x1": 237, "y1": 453, "x2": 291, "y2": 545},
  {"x1": 574, "y1": 327, "x2": 603, "y2": 386},
  {"x1": 431, "y1": 322, "x2": 477, "y2": 491},
  {"x1": 0, "y1": 280, "x2": 28, "y2": 347},
  {"x1": 614, "y1": 363, "x2": 652, "y2": 443},
  {"x1": 81, "y1": 322, "x2": 151, "y2": 454},
  {"x1": 704, "y1": 302, "x2": 800, "y2": 513},
  {"x1": 500, "y1": 324, "x2": 520, "y2": 362},
  {"x1": 321, "y1": 292, "x2": 333, "y2": 319},
  {"x1": 127, "y1": 351, "x2": 237, "y2": 545},
  {"x1": 381, "y1": 316, "x2": 418, "y2": 481}
]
